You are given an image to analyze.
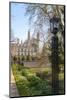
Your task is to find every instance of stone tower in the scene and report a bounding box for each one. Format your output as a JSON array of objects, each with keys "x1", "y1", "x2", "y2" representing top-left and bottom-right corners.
[
  {"x1": 37, "y1": 32, "x2": 39, "y2": 48},
  {"x1": 21, "y1": 40, "x2": 23, "y2": 56},
  {"x1": 28, "y1": 30, "x2": 30, "y2": 41},
  {"x1": 17, "y1": 38, "x2": 19, "y2": 44}
]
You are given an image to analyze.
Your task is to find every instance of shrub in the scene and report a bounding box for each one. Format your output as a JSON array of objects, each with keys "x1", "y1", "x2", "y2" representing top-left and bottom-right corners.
[
  {"x1": 16, "y1": 76, "x2": 30, "y2": 96},
  {"x1": 12, "y1": 64, "x2": 52, "y2": 96},
  {"x1": 21, "y1": 56, "x2": 25, "y2": 61},
  {"x1": 26, "y1": 55, "x2": 30, "y2": 61},
  {"x1": 29, "y1": 87, "x2": 42, "y2": 96},
  {"x1": 13, "y1": 56, "x2": 17, "y2": 63},
  {"x1": 36, "y1": 71, "x2": 49, "y2": 80},
  {"x1": 41, "y1": 81, "x2": 52, "y2": 95},
  {"x1": 27, "y1": 75, "x2": 41, "y2": 86},
  {"x1": 16, "y1": 65, "x2": 22, "y2": 71},
  {"x1": 21, "y1": 68, "x2": 35, "y2": 77},
  {"x1": 20, "y1": 62, "x2": 24, "y2": 66},
  {"x1": 14, "y1": 63, "x2": 24, "y2": 71},
  {"x1": 27, "y1": 75, "x2": 51, "y2": 95},
  {"x1": 31, "y1": 56, "x2": 35, "y2": 61}
]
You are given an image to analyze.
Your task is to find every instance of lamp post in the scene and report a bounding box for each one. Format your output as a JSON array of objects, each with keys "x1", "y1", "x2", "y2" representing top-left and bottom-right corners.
[{"x1": 50, "y1": 16, "x2": 60, "y2": 94}]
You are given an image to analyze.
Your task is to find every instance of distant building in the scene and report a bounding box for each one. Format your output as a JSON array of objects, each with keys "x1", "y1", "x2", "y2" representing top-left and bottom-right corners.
[
  {"x1": 11, "y1": 30, "x2": 39, "y2": 60},
  {"x1": 10, "y1": 38, "x2": 20, "y2": 57},
  {"x1": 22, "y1": 30, "x2": 39, "y2": 57}
]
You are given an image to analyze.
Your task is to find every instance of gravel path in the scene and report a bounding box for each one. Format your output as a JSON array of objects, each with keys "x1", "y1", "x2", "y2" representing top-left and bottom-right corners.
[{"x1": 10, "y1": 70, "x2": 19, "y2": 97}]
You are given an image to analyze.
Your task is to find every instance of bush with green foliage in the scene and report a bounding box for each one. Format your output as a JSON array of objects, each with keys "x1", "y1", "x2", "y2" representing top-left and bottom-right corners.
[
  {"x1": 21, "y1": 68, "x2": 35, "y2": 77},
  {"x1": 36, "y1": 70, "x2": 49, "y2": 80},
  {"x1": 12, "y1": 64, "x2": 52, "y2": 96},
  {"x1": 16, "y1": 76, "x2": 30, "y2": 96},
  {"x1": 21, "y1": 56, "x2": 25, "y2": 61},
  {"x1": 26, "y1": 55, "x2": 30, "y2": 61},
  {"x1": 27, "y1": 75, "x2": 51, "y2": 95},
  {"x1": 13, "y1": 56, "x2": 17, "y2": 63}
]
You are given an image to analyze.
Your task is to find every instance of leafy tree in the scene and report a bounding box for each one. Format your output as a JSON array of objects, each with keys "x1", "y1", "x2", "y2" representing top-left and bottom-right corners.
[
  {"x1": 25, "y1": 4, "x2": 64, "y2": 39},
  {"x1": 25, "y1": 4, "x2": 64, "y2": 67},
  {"x1": 13, "y1": 56, "x2": 17, "y2": 63}
]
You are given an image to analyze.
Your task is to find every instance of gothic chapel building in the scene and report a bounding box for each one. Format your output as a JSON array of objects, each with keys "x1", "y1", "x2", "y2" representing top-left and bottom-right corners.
[{"x1": 11, "y1": 30, "x2": 39, "y2": 60}]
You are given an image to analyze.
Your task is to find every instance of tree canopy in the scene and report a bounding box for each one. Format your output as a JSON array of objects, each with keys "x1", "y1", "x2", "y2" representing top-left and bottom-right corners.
[
  {"x1": 25, "y1": 4, "x2": 64, "y2": 37},
  {"x1": 25, "y1": 3, "x2": 65, "y2": 67}
]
